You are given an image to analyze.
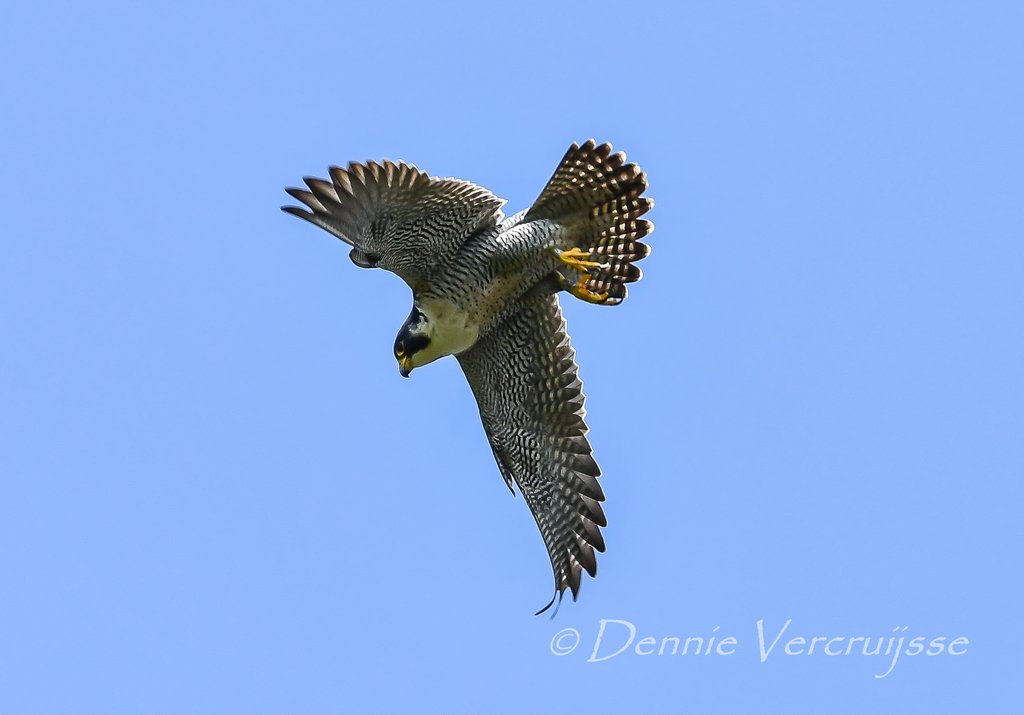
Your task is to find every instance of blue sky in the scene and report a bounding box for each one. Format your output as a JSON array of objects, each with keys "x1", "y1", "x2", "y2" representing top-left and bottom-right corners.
[{"x1": 2, "y1": 1, "x2": 1022, "y2": 712}]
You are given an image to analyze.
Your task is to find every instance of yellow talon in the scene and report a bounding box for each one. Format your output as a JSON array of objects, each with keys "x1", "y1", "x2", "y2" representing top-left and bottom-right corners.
[
  {"x1": 567, "y1": 275, "x2": 609, "y2": 304},
  {"x1": 557, "y1": 247, "x2": 602, "y2": 272}
]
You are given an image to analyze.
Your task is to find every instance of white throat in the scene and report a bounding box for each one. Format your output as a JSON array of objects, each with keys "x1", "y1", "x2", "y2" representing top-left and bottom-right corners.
[{"x1": 418, "y1": 298, "x2": 480, "y2": 359}]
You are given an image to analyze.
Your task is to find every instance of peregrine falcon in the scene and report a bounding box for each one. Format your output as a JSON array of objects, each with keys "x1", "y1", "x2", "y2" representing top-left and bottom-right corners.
[{"x1": 283, "y1": 140, "x2": 652, "y2": 613}]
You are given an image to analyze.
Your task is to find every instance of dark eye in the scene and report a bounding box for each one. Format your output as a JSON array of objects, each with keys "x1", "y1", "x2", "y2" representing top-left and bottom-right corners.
[{"x1": 395, "y1": 341, "x2": 405, "y2": 357}]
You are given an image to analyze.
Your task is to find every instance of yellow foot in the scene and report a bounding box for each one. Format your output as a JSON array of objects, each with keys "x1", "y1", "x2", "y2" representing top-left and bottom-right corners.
[
  {"x1": 567, "y1": 275, "x2": 609, "y2": 304},
  {"x1": 556, "y1": 247, "x2": 603, "y2": 272}
]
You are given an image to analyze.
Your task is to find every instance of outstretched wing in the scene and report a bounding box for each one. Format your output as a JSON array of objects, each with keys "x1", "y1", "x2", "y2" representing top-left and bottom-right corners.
[
  {"x1": 457, "y1": 292, "x2": 606, "y2": 613},
  {"x1": 283, "y1": 161, "x2": 505, "y2": 289}
]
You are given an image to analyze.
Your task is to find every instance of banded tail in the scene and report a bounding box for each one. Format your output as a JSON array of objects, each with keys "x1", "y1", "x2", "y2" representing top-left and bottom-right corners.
[{"x1": 527, "y1": 140, "x2": 653, "y2": 306}]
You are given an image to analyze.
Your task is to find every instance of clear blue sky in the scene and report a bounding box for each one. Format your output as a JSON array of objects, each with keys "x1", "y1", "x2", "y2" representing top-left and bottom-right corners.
[{"x1": 2, "y1": 1, "x2": 1021, "y2": 712}]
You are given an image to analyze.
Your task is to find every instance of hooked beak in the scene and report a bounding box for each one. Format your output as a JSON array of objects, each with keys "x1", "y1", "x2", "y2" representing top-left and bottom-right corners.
[{"x1": 398, "y1": 355, "x2": 413, "y2": 378}]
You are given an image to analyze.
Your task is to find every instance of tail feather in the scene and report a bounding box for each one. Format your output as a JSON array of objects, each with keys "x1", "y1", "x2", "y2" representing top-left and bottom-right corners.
[{"x1": 528, "y1": 140, "x2": 654, "y2": 305}]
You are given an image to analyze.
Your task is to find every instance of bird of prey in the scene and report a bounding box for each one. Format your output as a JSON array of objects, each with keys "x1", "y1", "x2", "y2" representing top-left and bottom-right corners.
[{"x1": 283, "y1": 140, "x2": 652, "y2": 613}]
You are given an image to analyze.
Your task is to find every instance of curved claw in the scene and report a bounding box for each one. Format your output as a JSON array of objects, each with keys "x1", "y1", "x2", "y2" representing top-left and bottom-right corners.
[{"x1": 566, "y1": 275, "x2": 609, "y2": 304}]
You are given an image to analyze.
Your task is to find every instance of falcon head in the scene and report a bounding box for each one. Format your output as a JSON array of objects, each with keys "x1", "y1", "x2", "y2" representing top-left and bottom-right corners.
[{"x1": 393, "y1": 307, "x2": 433, "y2": 377}]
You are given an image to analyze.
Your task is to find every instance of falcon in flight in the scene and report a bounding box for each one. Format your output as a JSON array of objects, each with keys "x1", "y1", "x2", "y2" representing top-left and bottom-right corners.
[{"x1": 283, "y1": 140, "x2": 652, "y2": 613}]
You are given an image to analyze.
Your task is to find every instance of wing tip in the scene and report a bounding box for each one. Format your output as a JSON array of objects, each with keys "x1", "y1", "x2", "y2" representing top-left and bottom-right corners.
[
  {"x1": 535, "y1": 589, "x2": 565, "y2": 618},
  {"x1": 281, "y1": 204, "x2": 310, "y2": 218}
]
